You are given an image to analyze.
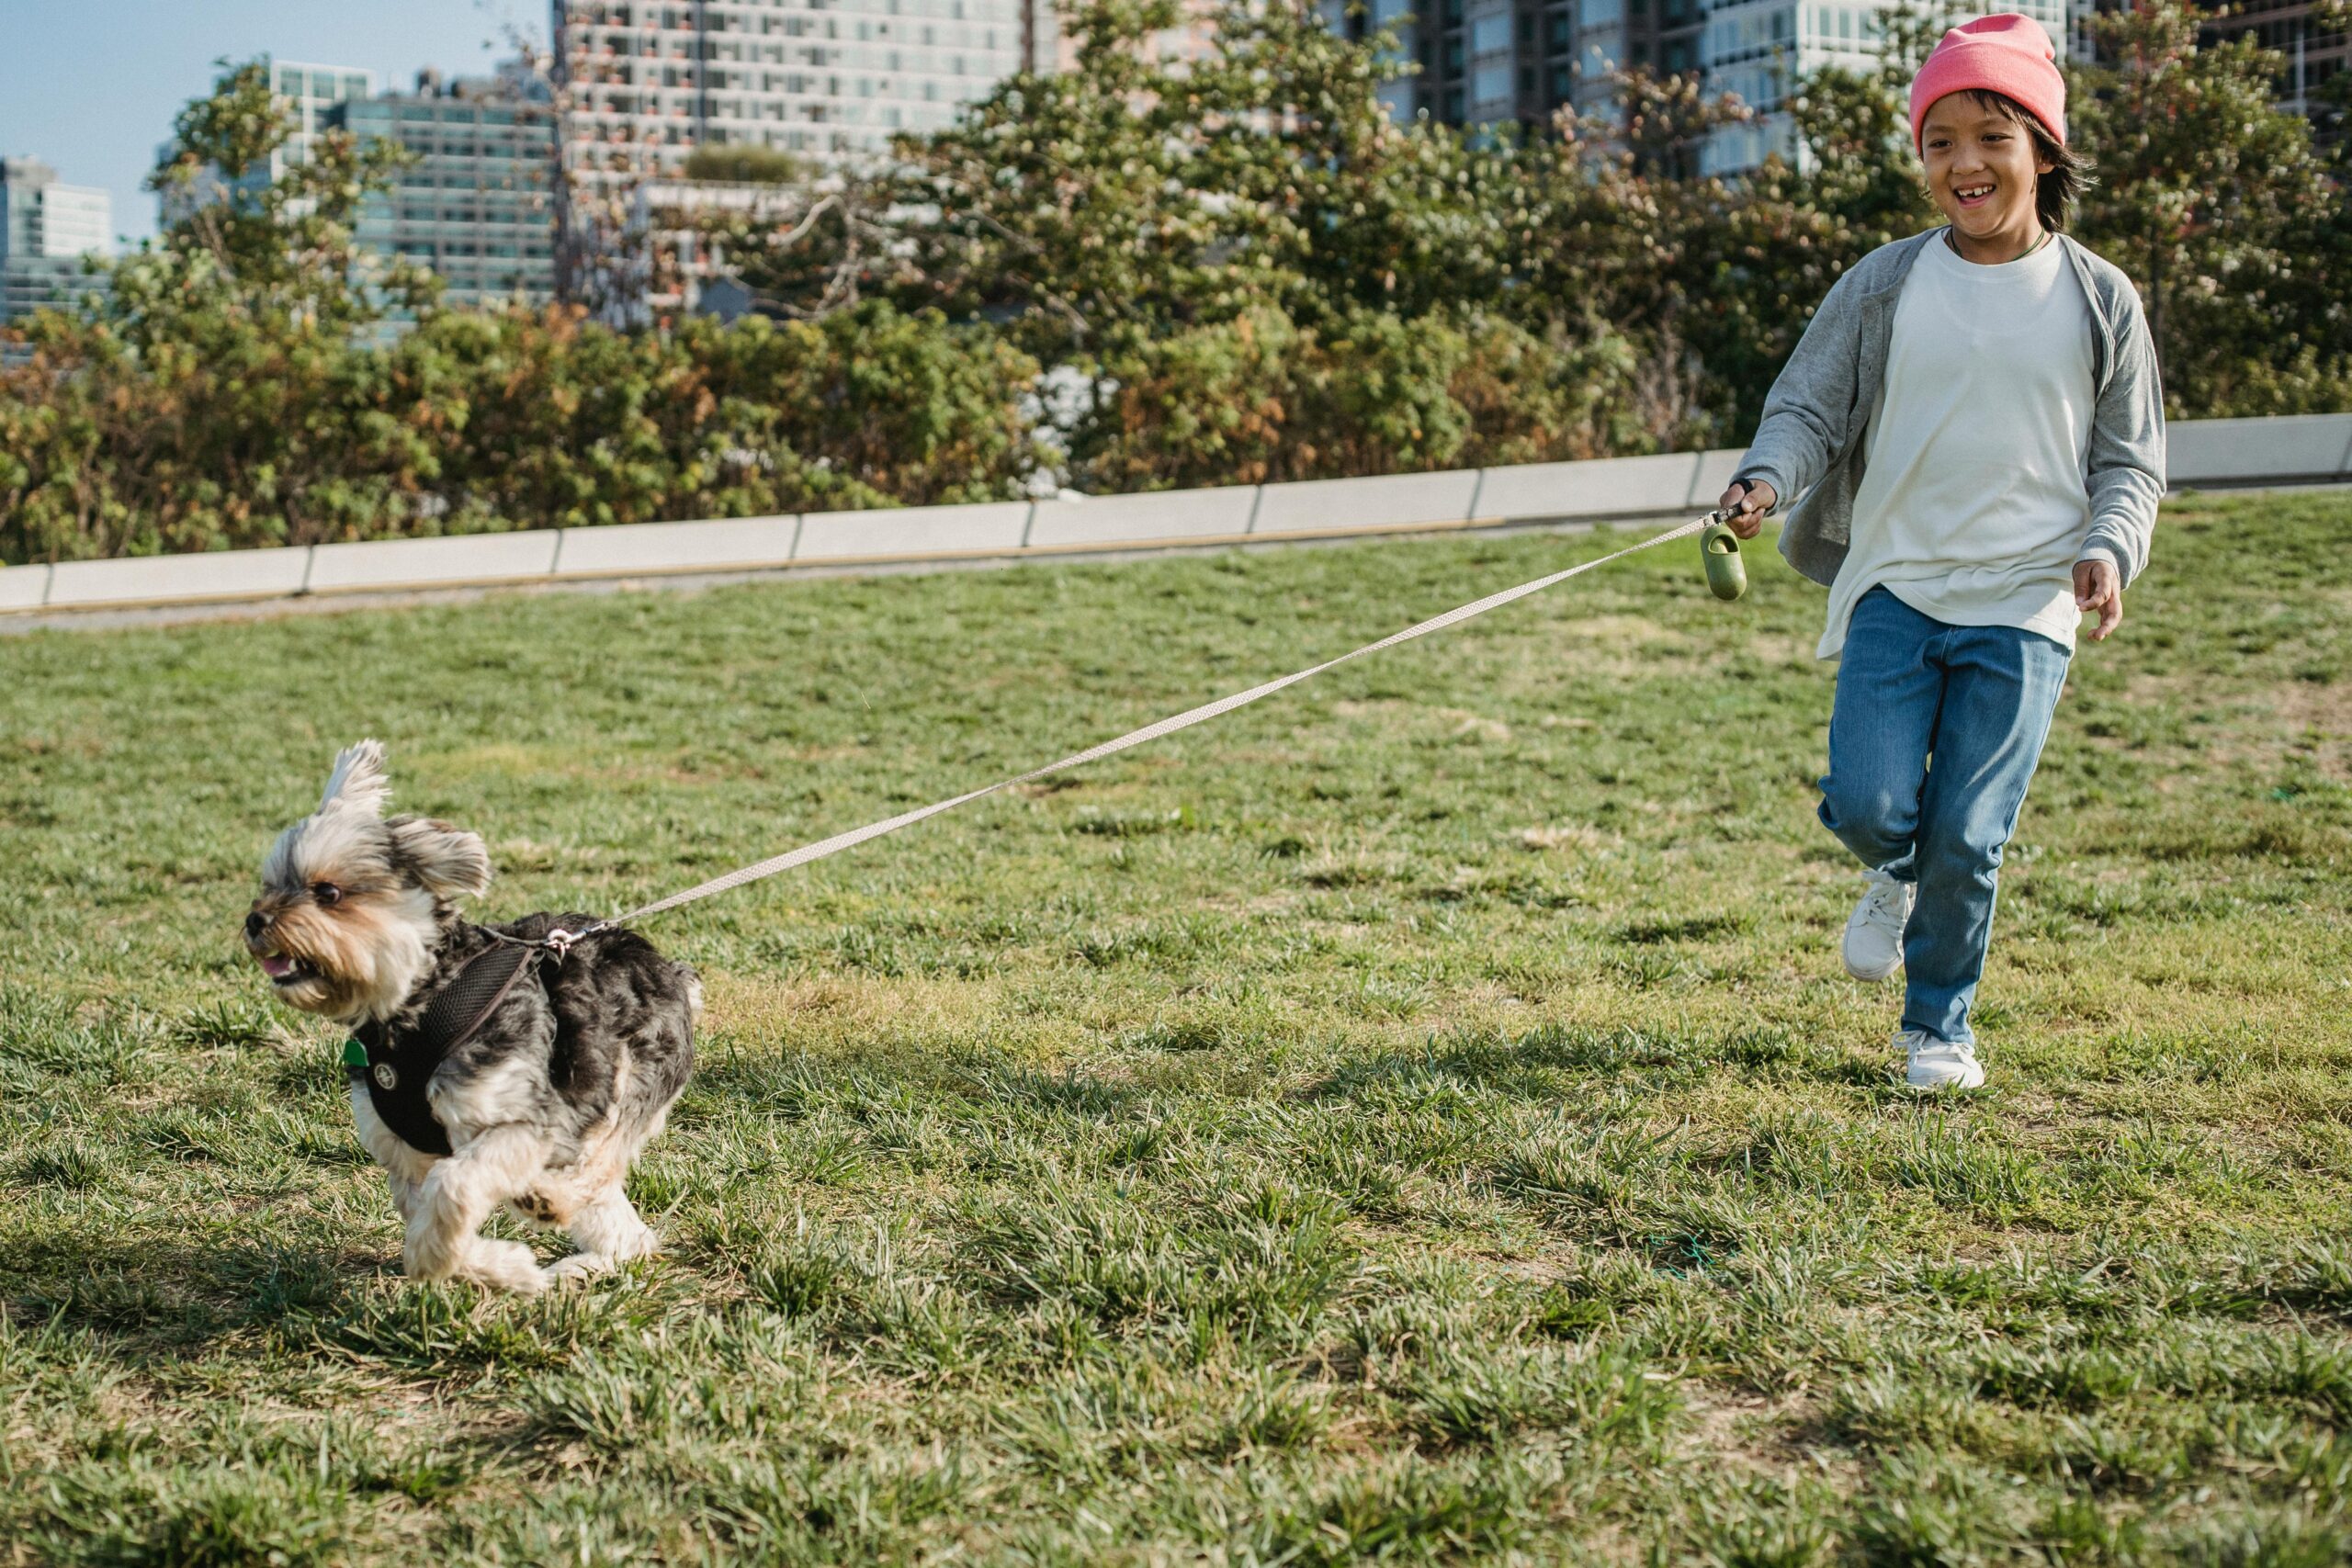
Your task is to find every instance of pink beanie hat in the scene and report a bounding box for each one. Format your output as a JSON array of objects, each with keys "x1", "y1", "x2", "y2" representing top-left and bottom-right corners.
[{"x1": 1909, "y1": 13, "x2": 2067, "y2": 149}]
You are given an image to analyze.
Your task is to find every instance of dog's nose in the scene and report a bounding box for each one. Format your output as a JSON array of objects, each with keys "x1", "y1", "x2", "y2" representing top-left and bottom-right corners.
[{"x1": 244, "y1": 910, "x2": 268, "y2": 941}]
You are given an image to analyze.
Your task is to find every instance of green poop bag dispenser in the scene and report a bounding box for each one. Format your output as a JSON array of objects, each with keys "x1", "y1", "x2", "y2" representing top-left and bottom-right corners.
[{"x1": 1700, "y1": 517, "x2": 1747, "y2": 603}]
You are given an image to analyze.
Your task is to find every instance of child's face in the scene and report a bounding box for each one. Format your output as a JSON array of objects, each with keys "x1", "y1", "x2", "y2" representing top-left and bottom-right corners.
[{"x1": 1919, "y1": 94, "x2": 2054, "y2": 244}]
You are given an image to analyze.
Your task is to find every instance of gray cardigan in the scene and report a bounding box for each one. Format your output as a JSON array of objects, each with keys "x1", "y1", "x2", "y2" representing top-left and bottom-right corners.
[{"x1": 1736, "y1": 228, "x2": 2165, "y2": 592}]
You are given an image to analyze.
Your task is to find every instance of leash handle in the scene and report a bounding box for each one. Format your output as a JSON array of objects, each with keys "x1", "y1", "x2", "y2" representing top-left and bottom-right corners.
[{"x1": 1700, "y1": 515, "x2": 1748, "y2": 602}]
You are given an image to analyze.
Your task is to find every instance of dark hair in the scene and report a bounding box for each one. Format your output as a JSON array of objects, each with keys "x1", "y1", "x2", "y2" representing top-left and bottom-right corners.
[{"x1": 1950, "y1": 87, "x2": 2093, "y2": 232}]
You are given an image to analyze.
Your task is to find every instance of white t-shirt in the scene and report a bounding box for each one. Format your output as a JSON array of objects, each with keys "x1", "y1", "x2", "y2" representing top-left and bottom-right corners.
[{"x1": 1817, "y1": 231, "x2": 2098, "y2": 660}]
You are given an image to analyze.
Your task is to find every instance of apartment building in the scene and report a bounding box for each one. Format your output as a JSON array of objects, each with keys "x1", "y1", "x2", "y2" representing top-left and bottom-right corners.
[
  {"x1": 552, "y1": 0, "x2": 1055, "y2": 194},
  {"x1": 1, "y1": 156, "x2": 113, "y2": 328},
  {"x1": 551, "y1": 0, "x2": 1057, "y2": 313},
  {"x1": 1319, "y1": 0, "x2": 2075, "y2": 173},
  {"x1": 1317, "y1": 0, "x2": 1703, "y2": 130}
]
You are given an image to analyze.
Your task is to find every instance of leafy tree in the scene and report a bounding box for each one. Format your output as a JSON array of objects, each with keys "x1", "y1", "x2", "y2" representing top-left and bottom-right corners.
[
  {"x1": 2070, "y1": 0, "x2": 2352, "y2": 413},
  {"x1": 136, "y1": 58, "x2": 435, "y2": 337},
  {"x1": 1521, "y1": 71, "x2": 1833, "y2": 447},
  {"x1": 0, "y1": 60, "x2": 431, "y2": 558},
  {"x1": 720, "y1": 0, "x2": 1664, "y2": 479},
  {"x1": 1073, "y1": 304, "x2": 1645, "y2": 490}
]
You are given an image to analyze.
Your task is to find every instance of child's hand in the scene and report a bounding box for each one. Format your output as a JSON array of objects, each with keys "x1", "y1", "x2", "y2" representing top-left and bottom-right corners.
[
  {"x1": 1717, "y1": 479, "x2": 1777, "y2": 539},
  {"x1": 2074, "y1": 558, "x2": 2123, "y2": 641}
]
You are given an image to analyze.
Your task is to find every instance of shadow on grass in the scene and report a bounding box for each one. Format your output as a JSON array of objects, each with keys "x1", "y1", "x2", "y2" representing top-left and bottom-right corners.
[
  {"x1": 2, "y1": 1231, "x2": 381, "y2": 1347},
  {"x1": 688, "y1": 1043, "x2": 1149, "y2": 1126},
  {"x1": 1302, "y1": 1021, "x2": 1869, "y2": 1102}
]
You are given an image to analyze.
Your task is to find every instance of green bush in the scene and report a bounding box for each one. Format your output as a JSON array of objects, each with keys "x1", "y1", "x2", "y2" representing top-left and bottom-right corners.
[{"x1": 1072, "y1": 306, "x2": 1648, "y2": 491}]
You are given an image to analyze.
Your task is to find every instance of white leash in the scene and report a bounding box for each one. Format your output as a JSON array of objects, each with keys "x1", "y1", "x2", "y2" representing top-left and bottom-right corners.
[{"x1": 536, "y1": 513, "x2": 1716, "y2": 951}]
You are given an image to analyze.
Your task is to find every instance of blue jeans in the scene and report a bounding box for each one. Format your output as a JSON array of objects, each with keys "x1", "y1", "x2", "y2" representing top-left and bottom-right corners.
[{"x1": 1820, "y1": 587, "x2": 2071, "y2": 1045}]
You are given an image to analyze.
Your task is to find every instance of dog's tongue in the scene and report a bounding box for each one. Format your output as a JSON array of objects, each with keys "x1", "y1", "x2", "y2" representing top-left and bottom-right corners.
[{"x1": 257, "y1": 955, "x2": 295, "y2": 978}]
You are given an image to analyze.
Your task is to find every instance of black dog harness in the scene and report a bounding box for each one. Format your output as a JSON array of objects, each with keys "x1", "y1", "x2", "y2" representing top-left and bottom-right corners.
[{"x1": 343, "y1": 942, "x2": 543, "y2": 1156}]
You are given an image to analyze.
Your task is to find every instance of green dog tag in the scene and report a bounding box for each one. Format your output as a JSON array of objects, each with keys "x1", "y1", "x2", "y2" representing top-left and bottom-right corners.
[{"x1": 341, "y1": 1038, "x2": 369, "y2": 1070}]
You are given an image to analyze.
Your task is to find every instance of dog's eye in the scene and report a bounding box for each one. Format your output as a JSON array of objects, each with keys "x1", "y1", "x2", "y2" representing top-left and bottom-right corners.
[{"x1": 311, "y1": 882, "x2": 344, "y2": 907}]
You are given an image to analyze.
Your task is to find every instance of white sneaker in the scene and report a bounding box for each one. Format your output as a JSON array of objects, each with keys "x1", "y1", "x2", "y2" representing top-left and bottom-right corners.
[
  {"x1": 1899, "y1": 1030, "x2": 1985, "y2": 1091},
  {"x1": 1843, "y1": 867, "x2": 1914, "y2": 982}
]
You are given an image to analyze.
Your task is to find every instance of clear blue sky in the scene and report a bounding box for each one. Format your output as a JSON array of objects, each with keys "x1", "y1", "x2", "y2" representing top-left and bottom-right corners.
[{"x1": 0, "y1": 1, "x2": 548, "y2": 246}]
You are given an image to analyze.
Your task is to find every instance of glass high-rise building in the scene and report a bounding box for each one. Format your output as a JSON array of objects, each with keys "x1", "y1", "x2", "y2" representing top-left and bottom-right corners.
[{"x1": 334, "y1": 70, "x2": 560, "y2": 318}]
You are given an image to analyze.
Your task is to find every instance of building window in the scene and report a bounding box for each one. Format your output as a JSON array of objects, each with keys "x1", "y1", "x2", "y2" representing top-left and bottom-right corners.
[{"x1": 1471, "y1": 14, "x2": 1509, "y2": 52}]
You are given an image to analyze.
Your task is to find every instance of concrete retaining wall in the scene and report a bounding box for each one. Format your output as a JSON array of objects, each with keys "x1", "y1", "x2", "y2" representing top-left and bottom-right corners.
[
  {"x1": 1025, "y1": 485, "x2": 1260, "y2": 550},
  {"x1": 308, "y1": 531, "x2": 563, "y2": 595},
  {"x1": 1470, "y1": 453, "x2": 1701, "y2": 524},
  {"x1": 795, "y1": 500, "x2": 1031, "y2": 562},
  {"x1": 2165, "y1": 412, "x2": 2352, "y2": 488},
  {"x1": 1250, "y1": 468, "x2": 1485, "y2": 536},
  {"x1": 6, "y1": 415, "x2": 2343, "y2": 615},
  {"x1": 0, "y1": 562, "x2": 53, "y2": 612},
  {"x1": 47, "y1": 547, "x2": 311, "y2": 608},
  {"x1": 550, "y1": 514, "x2": 799, "y2": 579}
]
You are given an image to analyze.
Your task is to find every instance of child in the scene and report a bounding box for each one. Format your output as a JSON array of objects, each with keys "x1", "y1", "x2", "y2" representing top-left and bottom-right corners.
[{"x1": 1717, "y1": 13, "x2": 2165, "y2": 1090}]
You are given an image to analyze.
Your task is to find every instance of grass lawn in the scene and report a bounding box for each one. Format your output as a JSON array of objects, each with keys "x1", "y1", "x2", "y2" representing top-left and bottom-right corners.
[{"x1": 2, "y1": 490, "x2": 2347, "y2": 1565}]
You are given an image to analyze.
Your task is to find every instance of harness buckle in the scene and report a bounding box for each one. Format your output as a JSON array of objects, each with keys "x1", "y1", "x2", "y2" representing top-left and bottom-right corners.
[{"x1": 543, "y1": 927, "x2": 580, "y2": 960}]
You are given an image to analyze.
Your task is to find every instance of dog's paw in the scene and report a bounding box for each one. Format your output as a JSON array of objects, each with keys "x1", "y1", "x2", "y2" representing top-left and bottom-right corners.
[
  {"x1": 464, "y1": 1238, "x2": 549, "y2": 1294},
  {"x1": 546, "y1": 1252, "x2": 614, "y2": 1287}
]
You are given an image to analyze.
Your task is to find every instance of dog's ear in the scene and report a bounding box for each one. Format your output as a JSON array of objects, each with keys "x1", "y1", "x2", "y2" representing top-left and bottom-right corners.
[
  {"x1": 319, "y1": 739, "x2": 392, "y2": 818},
  {"x1": 387, "y1": 815, "x2": 493, "y2": 901}
]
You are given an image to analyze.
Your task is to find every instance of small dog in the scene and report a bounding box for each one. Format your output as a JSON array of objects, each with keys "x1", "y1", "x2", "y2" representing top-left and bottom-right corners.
[{"x1": 246, "y1": 740, "x2": 697, "y2": 1292}]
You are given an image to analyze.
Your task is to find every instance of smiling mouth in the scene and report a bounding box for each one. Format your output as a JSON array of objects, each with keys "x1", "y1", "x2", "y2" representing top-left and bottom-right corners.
[
  {"x1": 256, "y1": 953, "x2": 317, "y2": 987},
  {"x1": 1954, "y1": 184, "x2": 1996, "y2": 208}
]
